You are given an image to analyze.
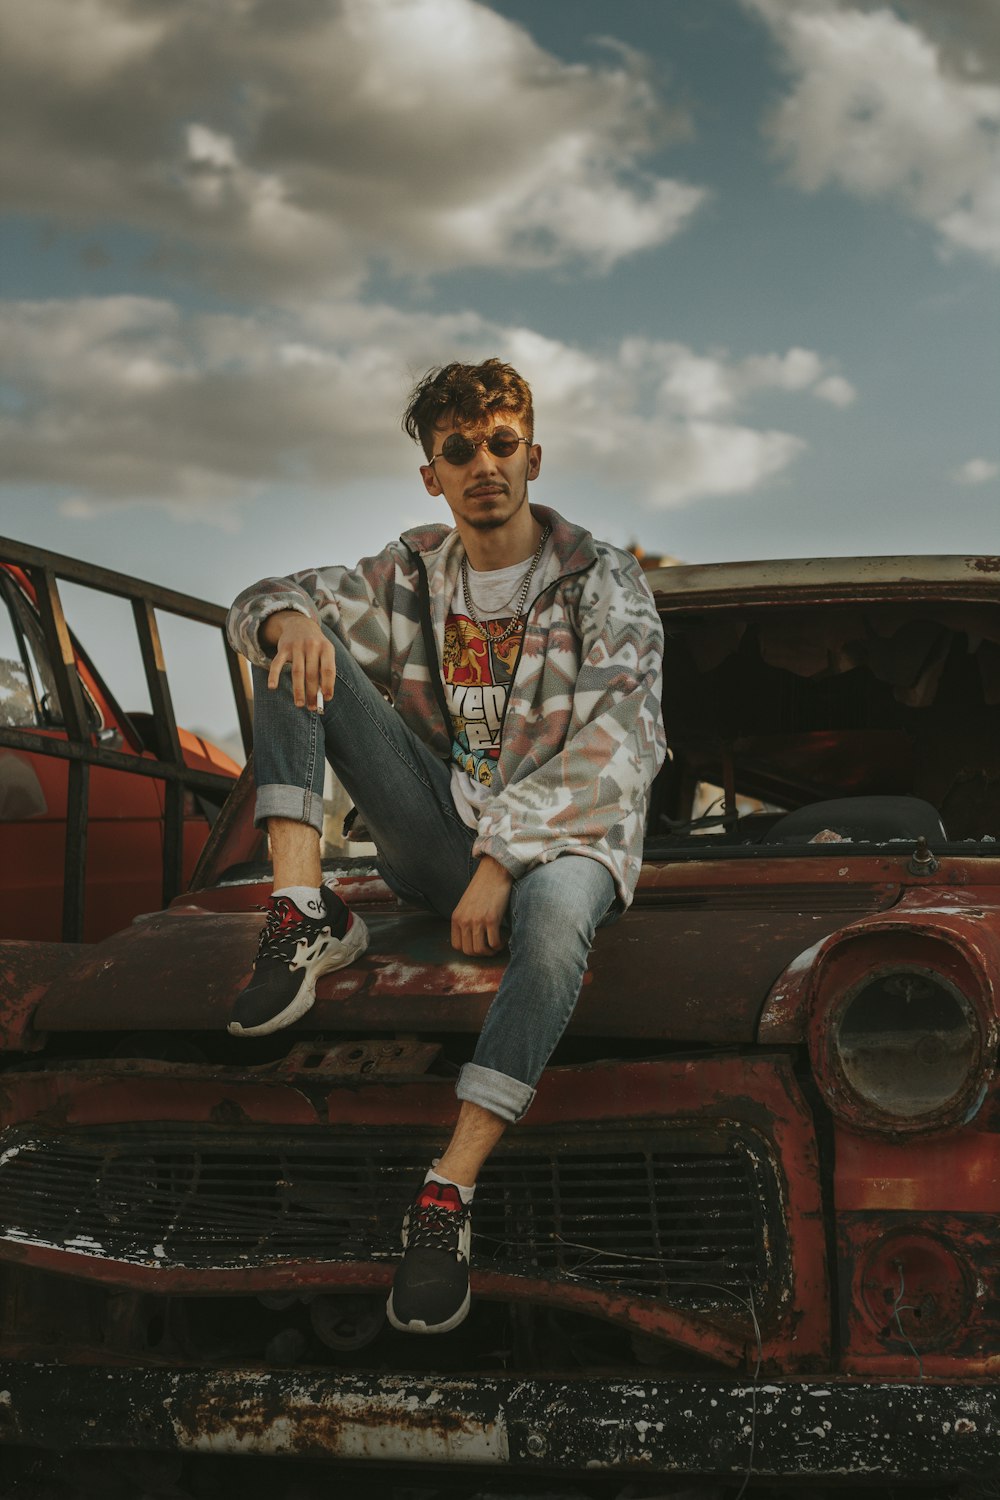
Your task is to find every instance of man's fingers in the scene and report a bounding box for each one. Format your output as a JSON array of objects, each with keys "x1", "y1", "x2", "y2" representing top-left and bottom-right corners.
[
  {"x1": 320, "y1": 644, "x2": 336, "y2": 703},
  {"x1": 267, "y1": 648, "x2": 288, "y2": 691},
  {"x1": 451, "y1": 920, "x2": 480, "y2": 956},
  {"x1": 266, "y1": 620, "x2": 332, "y2": 705},
  {"x1": 299, "y1": 639, "x2": 336, "y2": 710},
  {"x1": 303, "y1": 643, "x2": 321, "y2": 710},
  {"x1": 290, "y1": 646, "x2": 306, "y2": 707},
  {"x1": 449, "y1": 918, "x2": 506, "y2": 954}
]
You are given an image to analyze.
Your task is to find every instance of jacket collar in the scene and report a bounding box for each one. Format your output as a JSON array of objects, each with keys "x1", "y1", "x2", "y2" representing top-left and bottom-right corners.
[
  {"x1": 400, "y1": 506, "x2": 598, "y2": 638},
  {"x1": 400, "y1": 505, "x2": 598, "y2": 577}
]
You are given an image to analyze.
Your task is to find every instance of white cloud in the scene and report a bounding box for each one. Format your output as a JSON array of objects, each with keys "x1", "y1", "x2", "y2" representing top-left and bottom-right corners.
[
  {"x1": 0, "y1": 0, "x2": 707, "y2": 294},
  {"x1": 617, "y1": 339, "x2": 853, "y2": 419},
  {"x1": 813, "y1": 374, "x2": 857, "y2": 406},
  {"x1": 953, "y1": 457, "x2": 1000, "y2": 485},
  {"x1": 0, "y1": 295, "x2": 853, "y2": 514},
  {"x1": 749, "y1": 0, "x2": 1000, "y2": 265}
]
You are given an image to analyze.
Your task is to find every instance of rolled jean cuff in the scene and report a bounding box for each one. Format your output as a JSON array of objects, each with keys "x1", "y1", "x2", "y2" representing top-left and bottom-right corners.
[
  {"x1": 254, "y1": 782, "x2": 325, "y2": 835},
  {"x1": 456, "y1": 1062, "x2": 535, "y2": 1125}
]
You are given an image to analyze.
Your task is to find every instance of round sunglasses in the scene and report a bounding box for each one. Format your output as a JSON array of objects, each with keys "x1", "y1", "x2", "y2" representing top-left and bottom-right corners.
[{"x1": 430, "y1": 427, "x2": 530, "y2": 467}]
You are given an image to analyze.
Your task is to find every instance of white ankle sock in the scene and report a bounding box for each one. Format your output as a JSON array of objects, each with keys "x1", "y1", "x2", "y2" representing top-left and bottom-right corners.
[
  {"x1": 425, "y1": 1167, "x2": 475, "y2": 1205},
  {"x1": 273, "y1": 885, "x2": 325, "y2": 920}
]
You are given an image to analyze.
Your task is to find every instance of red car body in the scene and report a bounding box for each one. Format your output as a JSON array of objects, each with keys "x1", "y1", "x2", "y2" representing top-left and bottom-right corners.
[
  {"x1": 2, "y1": 554, "x2": 1000, "y2": 1487},
  {"x1": 0, "y1": 557, "x2": 242, "y2": 942}
]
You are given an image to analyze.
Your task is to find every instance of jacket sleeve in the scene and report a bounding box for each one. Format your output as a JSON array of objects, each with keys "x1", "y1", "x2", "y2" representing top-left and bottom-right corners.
[
  {"x1": 226, "y1": 544, "x2": 403, "y2": 693},
  {"x1": 473, "y1": 551, "x2": 666, "y2": 895}
]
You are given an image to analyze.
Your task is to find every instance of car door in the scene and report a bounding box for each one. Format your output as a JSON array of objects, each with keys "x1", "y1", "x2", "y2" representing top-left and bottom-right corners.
[{"x1": 0, "y1": 571, "x2": 165, "y2": 942}]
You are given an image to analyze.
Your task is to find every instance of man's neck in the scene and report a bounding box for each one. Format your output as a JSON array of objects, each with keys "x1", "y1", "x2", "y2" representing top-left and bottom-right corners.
[{"x1": 458, "y1": 509, "x2": 544, "y2": 572}]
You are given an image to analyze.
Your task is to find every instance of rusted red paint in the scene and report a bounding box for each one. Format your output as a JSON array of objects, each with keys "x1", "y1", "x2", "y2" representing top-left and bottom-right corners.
[
  {"x1": 0, "y1": 1055, "x2": 829, "y2": 1373},
  {"x1": 837, "y1": 1125, "x2": 1000, "y2": 1213},
  {"x1": 0, "y1": 1071, "x2": 319, "y2": 1128},
  {"x1": 10, "y1": 556, "x2": 1000, "y2": 1467},
  {"x1": 805, "y1": 909, "x2": 1000, "y2": 1136},
  {"x1": 838, "y1": 1210, "x2": 1000, "y2": 1376},
  {"x1": 760, "y1": 879, "x2": 1000, "y2": 1045},
  {"x1": 30, "y1": 861, "x2": 908, "y2": 1043},
  {"x1": 0, "y1": 1246, "x2": 742, "y2": 1367},
  {"x1": 0, "y1": 939, "x2": 83, "y2": 1051}
]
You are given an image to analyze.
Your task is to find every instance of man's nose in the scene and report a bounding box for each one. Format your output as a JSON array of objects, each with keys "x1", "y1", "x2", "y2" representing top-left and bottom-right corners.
[{"x1": 468, "y1": 441, "x2": 500, "y2": 476}]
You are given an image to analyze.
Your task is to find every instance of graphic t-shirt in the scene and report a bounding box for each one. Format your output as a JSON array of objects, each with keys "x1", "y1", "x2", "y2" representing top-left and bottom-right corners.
[{"x1": 444, "y1": 547, "x2": 550, "y2": 829}]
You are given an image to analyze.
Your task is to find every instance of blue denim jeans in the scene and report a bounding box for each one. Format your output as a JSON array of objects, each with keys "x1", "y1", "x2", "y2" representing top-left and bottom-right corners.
[{"x1": 252, "y1": 628, "x2": 617, "y2": 1123}]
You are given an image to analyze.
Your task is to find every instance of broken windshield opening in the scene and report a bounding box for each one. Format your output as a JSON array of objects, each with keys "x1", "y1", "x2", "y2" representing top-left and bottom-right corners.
[{"x1": 647, "y1": 601, "x2": 1000, "y2": 855}]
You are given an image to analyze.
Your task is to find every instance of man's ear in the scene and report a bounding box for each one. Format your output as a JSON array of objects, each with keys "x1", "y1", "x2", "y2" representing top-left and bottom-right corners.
[
  {"x1": 527, "y1": 443, "x2": 542, "y2": 481},
  {"x1": 420, "y1": 463, "x2": 442, "y2": 497}
]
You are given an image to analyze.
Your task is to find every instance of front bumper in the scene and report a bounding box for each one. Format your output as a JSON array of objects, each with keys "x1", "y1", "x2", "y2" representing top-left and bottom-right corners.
[{"x1": 1, "y1": 1364, "x2": 998, "y2": 1480}]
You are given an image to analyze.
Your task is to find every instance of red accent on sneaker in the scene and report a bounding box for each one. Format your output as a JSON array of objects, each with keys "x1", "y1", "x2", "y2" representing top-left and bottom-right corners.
[
  {"x1": 270, "y1": 897, "x2": 308, "y2": 933},
  {"x1": 416, "y1": 1183, "x2": 464, "y2": 1214}
]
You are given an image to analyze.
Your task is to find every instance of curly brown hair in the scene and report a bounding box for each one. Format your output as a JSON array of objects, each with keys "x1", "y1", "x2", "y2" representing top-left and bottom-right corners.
[{"x1": 402, "y1": 358, "x2": 534, "y2": 458}]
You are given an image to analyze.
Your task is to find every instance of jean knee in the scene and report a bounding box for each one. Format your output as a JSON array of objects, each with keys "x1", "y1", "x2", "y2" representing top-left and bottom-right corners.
[{"x1": 512, "y1": 874, "x2": 606, "y2": 949}]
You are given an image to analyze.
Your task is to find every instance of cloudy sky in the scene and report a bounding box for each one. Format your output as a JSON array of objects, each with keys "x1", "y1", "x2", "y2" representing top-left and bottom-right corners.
[{"x1": 2, "y1": 0, "x2": 998, "y2": 738}]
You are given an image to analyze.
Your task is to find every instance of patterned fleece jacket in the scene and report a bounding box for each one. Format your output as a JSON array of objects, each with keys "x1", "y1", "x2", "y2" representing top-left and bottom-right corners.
[{"x1": 227, "y1": 505, "x2": 666, "y2": 909}]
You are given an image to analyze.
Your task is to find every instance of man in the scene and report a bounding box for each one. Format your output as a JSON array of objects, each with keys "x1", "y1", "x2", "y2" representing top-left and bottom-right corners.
[{"x1": 227, "y1": 359, "x2": 665, "y2": 1335}]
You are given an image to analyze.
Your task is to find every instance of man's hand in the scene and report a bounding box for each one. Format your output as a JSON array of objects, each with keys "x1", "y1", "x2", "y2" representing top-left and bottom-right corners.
[
  {"x1": 263, "y1": 611, "x2": 335, "y2": 710},
  {"x1": 451, "y1": 856, "x2": 513, "y2": 956}
]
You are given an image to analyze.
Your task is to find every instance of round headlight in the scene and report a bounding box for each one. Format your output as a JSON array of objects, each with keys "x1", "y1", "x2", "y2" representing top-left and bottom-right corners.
[{"x1": 833, "y1": 966, "x2": 979, "y2": 1120}]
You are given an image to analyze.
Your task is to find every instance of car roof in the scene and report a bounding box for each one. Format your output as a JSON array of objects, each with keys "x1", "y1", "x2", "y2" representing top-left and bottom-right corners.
[{"x1": 647, "y1": 555, "x2": 1000, "y2": 612}]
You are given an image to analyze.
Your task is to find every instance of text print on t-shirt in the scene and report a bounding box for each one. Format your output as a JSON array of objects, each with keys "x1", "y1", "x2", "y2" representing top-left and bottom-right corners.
[{"x1": 443, "y1": 613, "x2": 523, "y2": 790}]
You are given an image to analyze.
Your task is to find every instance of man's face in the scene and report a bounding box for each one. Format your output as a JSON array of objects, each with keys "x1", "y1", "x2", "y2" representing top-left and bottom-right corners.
[{"x1": 419, "y1": 410, "x2": 541, "y2": 533}]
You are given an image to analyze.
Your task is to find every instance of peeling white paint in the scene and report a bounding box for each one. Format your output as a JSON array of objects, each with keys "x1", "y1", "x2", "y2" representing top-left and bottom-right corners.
[
  {"x1": 784, "y1": 940, "x2": 825, "y2": 977},
  {"x1": 902, "y1": 905, "x2": 986, "y2": 918},
  {"x1": 371, "y1": 958, "x2": 504, "y2": 993}
]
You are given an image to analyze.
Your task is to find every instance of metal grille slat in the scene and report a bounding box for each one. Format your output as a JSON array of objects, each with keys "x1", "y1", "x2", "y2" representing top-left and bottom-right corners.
[{"x1": 0, "y1": 1128, "x2": 774, "y2": 1305}]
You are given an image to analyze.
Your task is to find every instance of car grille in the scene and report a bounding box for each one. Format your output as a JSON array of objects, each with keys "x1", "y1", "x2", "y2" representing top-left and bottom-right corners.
[{"x1": 0, "y1": 1125, "x2": 777, "y2": 1309}]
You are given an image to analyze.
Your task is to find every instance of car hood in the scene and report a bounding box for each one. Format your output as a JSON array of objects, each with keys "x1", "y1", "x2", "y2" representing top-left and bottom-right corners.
[{"x1": 31, "y1": 870, "x2": 901, "y2": 1044}]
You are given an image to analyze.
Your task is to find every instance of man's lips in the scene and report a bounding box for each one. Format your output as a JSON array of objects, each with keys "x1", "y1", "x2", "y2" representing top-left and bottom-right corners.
[{"x1": 466, "y1": 484, "x2": 507, "y2": 499}]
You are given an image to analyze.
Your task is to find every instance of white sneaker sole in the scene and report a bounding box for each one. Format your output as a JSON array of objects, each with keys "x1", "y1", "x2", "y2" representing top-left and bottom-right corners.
[
  {"x1": 228, "y1": 913, "x2": 370, "y2": 1038},
  {"x1": 385, "y1": 1283, "x2": 471, "y2": 1336}
]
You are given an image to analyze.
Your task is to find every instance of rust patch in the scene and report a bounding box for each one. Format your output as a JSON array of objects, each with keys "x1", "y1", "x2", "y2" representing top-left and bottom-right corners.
[
  {"x1": 0, "y1": 940, "x2": 85, "y2": 1052},
  {"x1": 970, "y1": 557, "x2": 1000, "y2": 573},
  {"x1": 164, "y1": 1374, "x2": 504, "y2": 1463},
  {"x1": 209, "y1": 1097, "x2": 251, "y2": 1126},
  {"x1": 172, "y1": 1386, "x2": 474, "y2": 1446}
]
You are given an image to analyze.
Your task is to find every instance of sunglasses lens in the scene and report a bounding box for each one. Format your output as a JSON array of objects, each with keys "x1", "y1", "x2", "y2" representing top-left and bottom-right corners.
[
  {"x1": 487, "y1": 429, "x2": 520, "y2": 458},
  {"x1": 441, "y1": 433, "x2": 476, "y2": 465},
  {"x1": 438, "y1": 428, "x2": 523, "y2": 465}
]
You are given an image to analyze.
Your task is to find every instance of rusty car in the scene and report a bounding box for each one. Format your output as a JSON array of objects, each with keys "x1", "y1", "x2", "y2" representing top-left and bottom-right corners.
[
  {"x1": 2, "y1": 553, "x2": 1000, "y2": 1489},
  {"x1": 0, "y1": 539, "x2": 246, "y2": 943}
]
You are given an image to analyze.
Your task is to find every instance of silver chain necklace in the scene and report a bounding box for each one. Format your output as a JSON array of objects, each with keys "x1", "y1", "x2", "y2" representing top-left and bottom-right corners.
[{"x1": 461, "y1": 524, "x2": 551, "y2": 645}]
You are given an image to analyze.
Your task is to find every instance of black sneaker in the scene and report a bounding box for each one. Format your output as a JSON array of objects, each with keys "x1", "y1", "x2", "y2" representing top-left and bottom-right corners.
[
  {"x1": 386, "y1": 1181, "x2": 472, "y2": 1335},
  {"x1": 228, "y1": 887, "x2": 369, "y2": 1037}
]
